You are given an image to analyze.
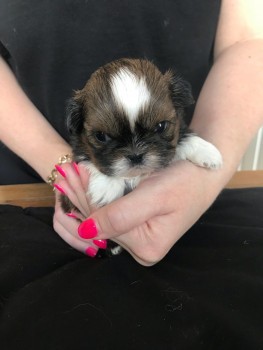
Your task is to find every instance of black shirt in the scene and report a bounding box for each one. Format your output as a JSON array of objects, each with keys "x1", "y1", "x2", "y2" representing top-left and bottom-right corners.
[{"x1": 0, "y1": 0, "x2": 221, "y2": 184}]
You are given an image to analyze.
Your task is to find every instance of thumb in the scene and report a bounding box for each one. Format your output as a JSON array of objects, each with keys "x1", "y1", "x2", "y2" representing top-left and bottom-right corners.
[{"x1": 77, "y1": 183, "x2": 162, "y2": 240}]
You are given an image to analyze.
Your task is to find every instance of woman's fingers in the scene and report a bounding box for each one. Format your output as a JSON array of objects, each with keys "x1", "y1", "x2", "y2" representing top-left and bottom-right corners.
[
  {"x1": 54, "y1": 162, "x2": 91, "y2": 217},
  {"x1": 52, "y1": 161, "x2": 109, "y2": 257},
  {"x1": 53, "y1": 194, "x2": 101, "y2": 257}
]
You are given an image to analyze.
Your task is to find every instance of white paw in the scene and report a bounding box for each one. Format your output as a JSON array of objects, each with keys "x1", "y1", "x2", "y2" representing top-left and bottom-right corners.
[
  {"x1": 110, "y1": 245, "x2": 123, "y2": 255},
  {"x1": 175, "y1": 134, "x2": 223, "y2": 169}
]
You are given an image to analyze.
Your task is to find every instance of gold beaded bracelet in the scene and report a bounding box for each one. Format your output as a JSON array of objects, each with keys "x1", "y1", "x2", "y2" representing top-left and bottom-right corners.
[{"x1": 46, "y1": 154, "x2": 72, "y2": 186}]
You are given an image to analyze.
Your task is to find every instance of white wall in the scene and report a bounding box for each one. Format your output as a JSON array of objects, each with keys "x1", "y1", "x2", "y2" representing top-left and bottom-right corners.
[{"x1": 239, "y1": 127, "x2": 263, "y2": 170}]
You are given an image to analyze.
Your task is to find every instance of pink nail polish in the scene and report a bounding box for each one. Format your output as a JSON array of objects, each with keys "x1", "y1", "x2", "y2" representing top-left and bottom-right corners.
[
  {"x1": 73, "y1": 162, "x2": 80, "y2": 175},
  {"x1": 55, "y1": 165, "x2": 66, "y2": 178},
  {"x1": 78, "y1": 218, "x2": 98, "y2": 239},
  {"x1": 54, "y1": 183, "x2": 66, "y2": 195},
  {"x1": 66, "y1": 213, "x2": 78, "y2": 219},
  {"x1": 85, "y1": 247, "x2": 98, "y2": 258},
  {"x1": 93, "y1": 239, "x2": 107, "y2": 249}
]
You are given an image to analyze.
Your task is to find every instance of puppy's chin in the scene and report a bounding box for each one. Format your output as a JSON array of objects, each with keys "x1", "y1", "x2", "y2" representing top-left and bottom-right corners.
[
  {"x1": 109, "y1": 153, "x2": 169, "y2": 179},
  {"x1": 114, "y1": 166, "x2": 152, "y2": 179}
]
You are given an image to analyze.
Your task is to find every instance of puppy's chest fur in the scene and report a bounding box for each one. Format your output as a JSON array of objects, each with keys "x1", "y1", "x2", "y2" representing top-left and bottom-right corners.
[{"x1": 85, "y1": 162, "x2": 141, "y2": 206}]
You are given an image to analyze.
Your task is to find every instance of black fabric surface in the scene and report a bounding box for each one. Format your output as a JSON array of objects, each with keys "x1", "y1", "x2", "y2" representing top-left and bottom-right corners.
[
  {"x1": 0, "y1": 0, "x2": 221, "y2": 184},
  {"x1": 0, "y1": 188, "x2": 263, "y2": 349}
]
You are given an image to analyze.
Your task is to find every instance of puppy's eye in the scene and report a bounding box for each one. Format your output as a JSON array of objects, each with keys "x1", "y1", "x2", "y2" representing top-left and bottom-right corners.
[
  {"x1": 154, "y1": 121, "x2": 167, "y2": 134},
  {"x1": 95, "y1": 131, "x2": 111, "y2": 143}
]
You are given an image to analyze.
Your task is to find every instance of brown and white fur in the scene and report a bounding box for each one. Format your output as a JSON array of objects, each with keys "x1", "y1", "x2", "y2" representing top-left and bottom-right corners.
[{"x1": 63, "y1": 59, "x2": 222, "y2": 253}]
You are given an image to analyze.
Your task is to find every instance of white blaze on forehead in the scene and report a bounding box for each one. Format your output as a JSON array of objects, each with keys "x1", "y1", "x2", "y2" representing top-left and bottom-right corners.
[{"x1": 110, "y1": 68, "x2": 151, "y2": 126}]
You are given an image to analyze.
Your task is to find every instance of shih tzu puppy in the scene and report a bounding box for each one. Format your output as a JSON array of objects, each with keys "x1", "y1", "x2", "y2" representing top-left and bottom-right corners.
[{"x1": 63, "y1": 58, "x2": 222, "y2": 253}]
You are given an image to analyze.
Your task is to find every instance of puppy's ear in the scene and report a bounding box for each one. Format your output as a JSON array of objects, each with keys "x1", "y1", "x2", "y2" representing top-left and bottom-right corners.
[
  {"x1": 66, "y1": 95, "x2": 84, "y2": 135},
  {"x1": 165, "y1": 70, "x2": 195, "y2": 109}
]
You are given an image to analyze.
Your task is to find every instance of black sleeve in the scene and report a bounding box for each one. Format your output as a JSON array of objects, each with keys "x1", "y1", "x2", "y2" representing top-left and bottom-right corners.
[{"x1": 0, "y1": 40, "x2": 10, "y2": 60}]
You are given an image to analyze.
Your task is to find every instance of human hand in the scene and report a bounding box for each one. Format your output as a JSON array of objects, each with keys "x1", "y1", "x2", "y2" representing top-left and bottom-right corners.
[
  {"x1": 52, "y1": 162, "x2": 107, "y2": 257},
  {"x1": 77, "y1": 161, "x2": 225, "y2": 266}
]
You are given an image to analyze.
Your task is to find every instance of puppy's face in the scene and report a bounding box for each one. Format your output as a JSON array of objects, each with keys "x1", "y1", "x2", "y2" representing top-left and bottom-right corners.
[{"x1": 67, "y1": 59, "x2": 193, "y2": 178}]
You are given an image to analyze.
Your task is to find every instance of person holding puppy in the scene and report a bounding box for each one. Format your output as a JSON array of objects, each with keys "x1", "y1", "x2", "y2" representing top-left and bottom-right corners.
[{"x1": 0, "y1": 0, "x2": 263, "y2": 265}]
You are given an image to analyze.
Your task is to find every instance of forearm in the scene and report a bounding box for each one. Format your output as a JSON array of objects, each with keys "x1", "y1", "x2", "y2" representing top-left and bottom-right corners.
[
  {"x1": 0, "y1": 57, "x2": 71, "y2": 181},
  {"x1": 190, "y1": 39, "x2": 263, "y2": 189}
]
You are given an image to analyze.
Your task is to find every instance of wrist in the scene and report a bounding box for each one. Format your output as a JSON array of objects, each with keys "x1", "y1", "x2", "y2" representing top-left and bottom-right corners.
[
  {"x1": 34, "y1": 143, "x2": 72, "y2": 182},
  {"x1": 172, "y1": 160, "x2": 234, "y2": 207},
  {"x1": 46, "y1": 153, "x2": 73, "y2": 186}
]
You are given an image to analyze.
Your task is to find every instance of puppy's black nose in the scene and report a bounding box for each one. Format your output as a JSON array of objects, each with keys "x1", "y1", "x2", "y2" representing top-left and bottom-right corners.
[{"x1": 126, "y1": 153, "x2": 144, "y2": 165}]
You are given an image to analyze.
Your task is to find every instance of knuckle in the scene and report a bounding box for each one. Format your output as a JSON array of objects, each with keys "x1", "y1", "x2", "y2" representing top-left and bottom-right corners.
[{"x1": 101, "y1": 203, "x2": 130, "y2": 235}]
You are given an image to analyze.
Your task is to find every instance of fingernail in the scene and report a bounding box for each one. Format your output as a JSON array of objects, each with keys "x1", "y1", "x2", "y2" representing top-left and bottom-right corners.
[
  {"x1": 85, "y1": 247, "x2": 98, "y2": 258},
  {"x1": 78, "y1": 218, "x2": 98, "y2": 239},
  {"x1": 73, "y1": 162, "x2": 80, "y2": 175},
  {"x1": 93, "y1": 239, "x2": 107, "y2": 249},
  {"x1": 54, "y1": 183, "x2": 66, "y2": 195},
  {"x1": 66, "y1": 212, "x2": 78, "y2": 219},
  {"x1": 55, "y1": 165, "x2": 66, "y2": 178}
]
